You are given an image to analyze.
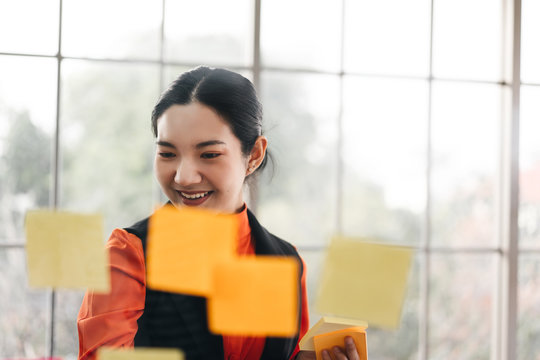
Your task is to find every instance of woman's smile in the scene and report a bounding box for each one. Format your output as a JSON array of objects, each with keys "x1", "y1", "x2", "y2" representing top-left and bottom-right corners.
[{"x1": 176, "y1": 190, "x2": 214, "y2": 206}]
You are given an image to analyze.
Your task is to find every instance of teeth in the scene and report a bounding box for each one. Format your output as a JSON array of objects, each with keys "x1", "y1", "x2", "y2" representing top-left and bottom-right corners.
[{"x1": 181, "y1": 191, "x2": 209, "y2": 199}]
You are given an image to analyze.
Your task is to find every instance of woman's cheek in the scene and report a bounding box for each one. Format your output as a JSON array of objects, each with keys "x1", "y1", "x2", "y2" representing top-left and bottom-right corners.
[{"x1": 156, "y1": 161, "x2": 174, "y2": 184}]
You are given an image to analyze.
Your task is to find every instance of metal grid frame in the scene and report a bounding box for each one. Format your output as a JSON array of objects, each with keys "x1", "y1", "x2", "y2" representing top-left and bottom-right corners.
[{"x1": 0, "y1": 0, "x2": 529, "y2": 359}]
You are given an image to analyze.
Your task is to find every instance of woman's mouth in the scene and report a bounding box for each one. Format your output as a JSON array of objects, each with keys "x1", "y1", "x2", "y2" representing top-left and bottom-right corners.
[{"x1": 177, "y1": 190, "x2": 213, "y2": 206}]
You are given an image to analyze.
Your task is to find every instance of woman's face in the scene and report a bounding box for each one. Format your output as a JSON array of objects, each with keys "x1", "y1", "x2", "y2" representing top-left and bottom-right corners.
[{"x1": 154, "y1": 103, "x2": 250, "y2": 214}]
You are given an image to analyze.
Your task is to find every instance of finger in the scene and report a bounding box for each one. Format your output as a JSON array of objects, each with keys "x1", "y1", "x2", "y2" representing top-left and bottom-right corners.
[
  {"x1": 321, "y1": 349, "x2": 333, "y2": 360},
  {"x1": 333, "y1": 346, "x2": 349, "y2": 360},
  {"x1": 344, "y1": 336, "x2": 360, "y2": 360}
]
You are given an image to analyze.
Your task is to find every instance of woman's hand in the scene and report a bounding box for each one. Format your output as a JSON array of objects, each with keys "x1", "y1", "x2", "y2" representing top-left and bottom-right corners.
[
  {"x1": 321, "y1": 336, "x2": 360, "y2": 360},
  {"x1": 296, "y1": 336, "x2": 361, "y2": 360},
  {"x1": 296, "y1": 350, "x2": 316, "y2": 360}
]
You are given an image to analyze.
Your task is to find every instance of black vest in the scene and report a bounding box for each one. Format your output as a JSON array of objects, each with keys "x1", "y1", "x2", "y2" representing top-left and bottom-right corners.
[{"x1": 124, "y1": 208, "x2": 304, "y2": 360}]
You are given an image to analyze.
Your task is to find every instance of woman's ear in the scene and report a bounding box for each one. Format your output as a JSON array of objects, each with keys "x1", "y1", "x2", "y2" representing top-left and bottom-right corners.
[{"x1": 247, "y1": 136, "x2": 268, "y2": 175}]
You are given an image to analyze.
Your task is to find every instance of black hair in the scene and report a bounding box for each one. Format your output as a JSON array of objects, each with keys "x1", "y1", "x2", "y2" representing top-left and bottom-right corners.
[{"x1": 151, "y1": 66, "x2": 269, "y2": 174}]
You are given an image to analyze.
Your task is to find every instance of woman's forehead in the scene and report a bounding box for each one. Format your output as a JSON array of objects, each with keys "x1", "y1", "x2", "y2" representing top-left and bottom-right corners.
[{"x1": 156, "y1": 103, "x2": 239, "y2": 148}]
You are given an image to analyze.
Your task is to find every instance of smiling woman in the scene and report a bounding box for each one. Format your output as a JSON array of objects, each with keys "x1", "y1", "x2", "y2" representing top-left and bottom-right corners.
[
  {"x1": 153, "y1": 102, "x2": 265, "y2": 213},
  {"x1": 76, "y1": 67, "x2": 327, "y2": 360}
]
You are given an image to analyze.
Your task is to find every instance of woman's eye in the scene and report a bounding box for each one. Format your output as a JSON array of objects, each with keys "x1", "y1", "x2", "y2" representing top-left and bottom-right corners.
[
  {"x1": 159, "y1": 152, "x2": 175, "y2": 158},
  {"x1": 201, "y1": 153, "x2": 220, "y2": 159}
]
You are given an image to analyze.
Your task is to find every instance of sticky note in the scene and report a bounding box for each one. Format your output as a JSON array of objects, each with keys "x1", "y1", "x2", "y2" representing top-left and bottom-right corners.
[
  {"x1": 314, "y1": 327, "x2": 368, "y2": 360},
  {"x1": 208, "y1": 257, "x2": 299, "y2": 336},
  {"x1": 146, "y1": 205, "x2": 237, "y2": 296},
  {"x1": 97, "y1": 347, "x2": 184, "y2": 360},
  {"x1": 300, "y1": 316, "x2": 368, "y2": 351},
  {"x1": 24, "y1": 210, "x2": 109, "y2": 292},
  {"x1": 316, "y1": 237, "x2": 413, "y2": 329}
]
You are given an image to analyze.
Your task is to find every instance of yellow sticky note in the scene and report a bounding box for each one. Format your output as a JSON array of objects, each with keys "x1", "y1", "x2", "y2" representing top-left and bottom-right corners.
[
  {"x1": 316, "y1": 237, "x2": 413, "y2": 329},
  {"x1": 314, "y1": 327, "x2": 368, "y2": 360},
  {"x1": 24, "y1": 210, "x2": 109, "y2": 292},
  {"x1": 98, "y1": 347, "x2": 184, "y2": 360},
  {"x1": 147, "y1": 205, "x2": 237, "y2": 296},
  {"x1": 208, "y1": 257, "x2": 299, "y2": 336},
  {"x1": 300, "y1": 316, "x2": 368, "y2": 351}
]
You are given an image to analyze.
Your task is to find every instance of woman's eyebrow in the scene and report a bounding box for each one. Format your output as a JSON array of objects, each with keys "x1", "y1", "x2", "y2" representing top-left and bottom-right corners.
[
  {"x1": 156, "y1": 140, "x2": 176, "y2": 148},
  {"x1": 195, "y1": 140, "x2": 226, "y2": 149}
]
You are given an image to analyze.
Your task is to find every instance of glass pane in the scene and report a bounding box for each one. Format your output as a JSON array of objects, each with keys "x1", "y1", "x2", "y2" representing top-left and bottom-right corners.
[
  {"x1": 261, "y1": 0, "x2": 341, "y2": 72},
  {"x1": 344, "y1": 0, "x2": 430, "y2": 77},
  {"x1": 0, "y1": 0, "x2": 59, "y2": 55},
  {"x1": 429, "y1": 254, "x2": 494, "y2": 359},
  {"x1": 62, "y1": 0, "x2": 162, "y2": 60},
  {"x1": 367, "y1": 255, "x2": 419, "y2": 360},
  {"x1": 342, "y1": 77, "x2": 428, "y2": 245},
  {"x1": 60, "y1": 60, "x2": 158, "y2": 235},
  {"x1": 0, "y1": 248, "x2": 48, "y2": 357},
  {"x1": 431, "y1": 82, "x2": 499, "y2": 248},
  {"x1": 518, "y1": 255, "x2": 540, "y2": 360},
  {"x1": 164, "y1": 0, "x2": 253, "y2": 66},
  {"x1": 0, "y1": 56, "x2": 56, "y2": 243},
  {"x1": 519, "y1": 86, "x2": 540, "y2": 249},
  {"x1": 522, "y1": 0, "x2": 540, "y2": 83},
  {"x1": 432, "y1": 0, "x2": 502, "y2": 81},
  {"x1": 258, "y1": 71, "x2": 339, "y2": 247},
  {"x1": 54, "y1": 290, "x2": 85, "y2": 359}
]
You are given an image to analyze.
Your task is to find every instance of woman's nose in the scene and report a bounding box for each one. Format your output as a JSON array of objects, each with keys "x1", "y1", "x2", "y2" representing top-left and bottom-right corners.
[{"x1": 174, "y1": 159, "x2": 203, "y2": 186}]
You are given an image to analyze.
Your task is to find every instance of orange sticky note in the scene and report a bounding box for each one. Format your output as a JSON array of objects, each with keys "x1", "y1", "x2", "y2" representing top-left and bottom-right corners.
[
  {"x1": 314, "y1": 327, "x2": 368, "y2": 360},
  {"x1": 146, "y1": 205, "x2": 237, "y2": 296},
  {"x1": 24, "y1": 210, "x2": 109, "y2": 292},
  {"x1": 299, "y1": 316, "x2": 368, "y2": 351},
  {"x1": 208, "y1": 257, "x2": 299, "y2": 336}
]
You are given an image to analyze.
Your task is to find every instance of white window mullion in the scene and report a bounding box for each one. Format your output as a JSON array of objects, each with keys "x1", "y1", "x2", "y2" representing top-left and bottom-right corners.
[
  {"x1": 499, "y1": 0, "x2": 521, "y2": 359},
  {"x1": 419, "y1": 0, "x2": 435, "y2": 359}
]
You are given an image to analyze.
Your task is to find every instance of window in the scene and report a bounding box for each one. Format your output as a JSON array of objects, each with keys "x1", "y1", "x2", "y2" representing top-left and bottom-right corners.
[{"x1": 0, "y1": 0, "x2": 536, "y2": 359}]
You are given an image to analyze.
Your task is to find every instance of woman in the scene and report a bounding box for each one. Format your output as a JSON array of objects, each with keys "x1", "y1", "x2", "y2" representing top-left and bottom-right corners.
[{"x1": 77, "y1": 67, "x2": 360, "y2": 360}]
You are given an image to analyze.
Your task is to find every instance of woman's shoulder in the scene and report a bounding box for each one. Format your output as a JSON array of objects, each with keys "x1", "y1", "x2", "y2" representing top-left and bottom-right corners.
[
  {"x1": 105, "y1": 216, "x2": 149, "y2": 265},
  {"x1": 122, "y1": 216, "x2": 150, "y2": 242},
  {"x1": 266, "y1": 230, "x2": 299, "y2": 254},
  {"x1": 246, "y1": 208, "x2": 300, "y2": 257}
]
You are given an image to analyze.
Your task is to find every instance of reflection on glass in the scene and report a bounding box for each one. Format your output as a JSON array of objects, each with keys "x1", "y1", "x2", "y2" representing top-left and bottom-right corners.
[
  {"x1": 521, "y1": 0, "x2": 540, "y2": 83},
  {"x1": 519, "y1": 86, "x2": 540, "y2": 249},
  {"x1": 0, "y1": 0, "x2": 59, "y2": 55},
  {"x1": 431, "y1": 82, "x2": 499, "y2": 248},
  {"x1": 0, "y1": 249, "x2": 48, "y2": 357},
  {"x1": 54, "y1": 290, "x2": 85, "y2": 360},
  {"x1": 518, "y1": 255, "x2": 540, "y2": 360},
  {"x1": 62, "y1": 0, "x2": 161, "y2": 60},
  {"x1": 432, "y1": 0, "x2": 501, "y2": 81},
  {"x1": 164, "y1": 0, "x2": 252, "y2": 66},
  {"x1": 261, "y1": 0, "x2": 341, "y2": 71},
  {"x1": 258, "y1": 71, "x2": 339, "y2": 246},
  {"x1": 342, "y1": 77, "x2": 427, "y2": 245},
  {"x1": 344, "y1": 0, "x2": 430, "y2": 77},
  {"x1": 60, "y1": 60, "x2": 158, "y2": 235},
  {"x1": 367, "y1": 255, "x2": 419, "y2": 360},
  {"x1": 0, "y1": 56, "x2": 57, "y2": 243},
  {"x1": 429, "y1": 254, "x2": 494, "y2": 359}
]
